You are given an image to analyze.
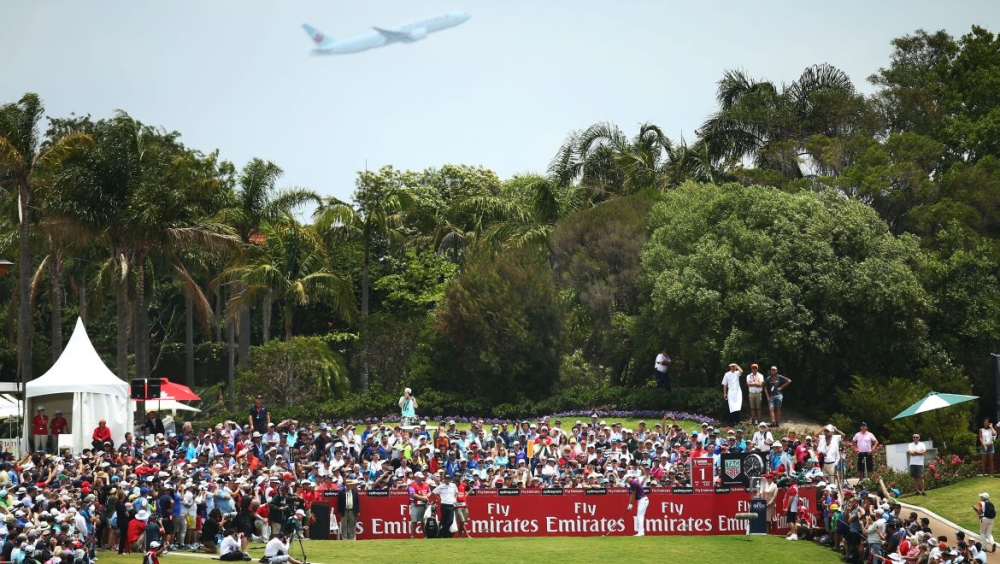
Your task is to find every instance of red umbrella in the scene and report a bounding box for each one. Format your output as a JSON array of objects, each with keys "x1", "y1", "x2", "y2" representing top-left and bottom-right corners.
[{"x1": 155, "y1": 378, "x2": 200, "y2": 401}]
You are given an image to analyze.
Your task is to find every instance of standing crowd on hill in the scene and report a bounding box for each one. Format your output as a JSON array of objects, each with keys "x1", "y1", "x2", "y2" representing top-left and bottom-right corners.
[{"x1": 4, "y1": 382, "x2": 992, "y2": 564}]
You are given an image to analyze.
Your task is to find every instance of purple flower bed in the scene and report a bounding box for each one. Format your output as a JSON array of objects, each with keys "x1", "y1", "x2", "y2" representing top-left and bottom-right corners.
[{"x1": 330, "y1": 410, "x2": 717, "y2": 427}]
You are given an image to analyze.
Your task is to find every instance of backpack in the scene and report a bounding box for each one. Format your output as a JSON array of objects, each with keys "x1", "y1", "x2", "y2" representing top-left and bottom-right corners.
[{"x1": 985, "y1": 500, "x2": 996, "y2": 519}]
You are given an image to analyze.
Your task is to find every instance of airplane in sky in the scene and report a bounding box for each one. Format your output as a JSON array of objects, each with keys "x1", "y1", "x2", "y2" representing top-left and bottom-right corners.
[{"x1": 302, "y1": 11, "x2": 471, "y2": 55}]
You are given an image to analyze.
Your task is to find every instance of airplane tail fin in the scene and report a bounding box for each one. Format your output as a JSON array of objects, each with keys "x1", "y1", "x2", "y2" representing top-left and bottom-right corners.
[{"x1": 302, "y1": 24, "x2": 334, "y2": 47}]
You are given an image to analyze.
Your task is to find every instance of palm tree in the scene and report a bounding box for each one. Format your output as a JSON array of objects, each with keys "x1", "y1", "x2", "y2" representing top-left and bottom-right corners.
[
  {"x1": 698, "y1": 64, "x2": 862, "y2": 179},
  {"x1": 314, "y1": 167, "x2": 410, "y2": 390},
  {"x1": 0, "y1": 93, "x2": 91, "y2": 381},
  {"x1": 33, "y1": 218, "x2": 87, "y2": 362},
  {"x1": 550, "y1": 122, "x2": 674, "y2": 196},
  {"x1": 216, "y1": 159, "x2": 319, "y2": 357},
  {"x1": 45, "y1": 112, "x2": 235, "y2": 381},
  {"x1": 464, "y1": 174, "x2": 586, "y2": 255},
  {"x1": 222, "y1": 216, "x2": 355, "y2": 341}
]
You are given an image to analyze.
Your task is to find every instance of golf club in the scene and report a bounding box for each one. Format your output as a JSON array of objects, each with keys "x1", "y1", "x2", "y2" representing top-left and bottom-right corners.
[{"x1": 602, "y1": 504, "x2": 632, "y2": 537}]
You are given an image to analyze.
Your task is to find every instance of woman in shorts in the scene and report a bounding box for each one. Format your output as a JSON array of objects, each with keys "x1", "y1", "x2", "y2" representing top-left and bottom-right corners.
[{"x1": 979, "y1": 419, "x2": 996, "y2": 477}]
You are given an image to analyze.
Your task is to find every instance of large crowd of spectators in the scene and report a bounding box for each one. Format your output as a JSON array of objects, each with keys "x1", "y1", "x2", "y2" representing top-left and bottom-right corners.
[
  {"x1": 2, "y1": 385, "x2": 992, "y2": 564},
  {"x1": 791, "y1": 477, "x2": 993, "y2": 563}
]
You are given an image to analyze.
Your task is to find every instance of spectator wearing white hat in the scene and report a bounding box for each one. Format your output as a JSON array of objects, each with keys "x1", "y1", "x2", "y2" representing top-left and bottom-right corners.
[
  {"x1": 144, "y1": 540, "x2": 163, "y2": 564},
  {"x1": 398, "y1": 388, "x2": 418, "y2": 427},
  {"x1": 337, "y1": 479, "x2": 362, "y2": 540},
  {"x1": 128, "y1": 510, "x2": 151, "y2": 553},
  {"x1": 973, "y1": 492, "x2": 997, "y2": 553}
]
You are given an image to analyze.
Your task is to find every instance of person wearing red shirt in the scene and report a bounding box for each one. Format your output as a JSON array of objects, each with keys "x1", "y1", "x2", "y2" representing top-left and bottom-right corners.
[
  {"x1": 407, "y1": 472, "x2": 431, "y2": 539},
  {"x1": 49, "y1": 409, "x2": 69, "y2": 450},
  {"x1": 455, "y1": 475, "x2": 472, "y2": 538},
  {"x1": 128, "y1": 510, "x2": 152, "y2": 553},
  {"x1": 31, "y1": 406, "x2": 49, "y2": 453},
  {"x1": 92, "y1": 418, "x2": 112, "y2": 450}
]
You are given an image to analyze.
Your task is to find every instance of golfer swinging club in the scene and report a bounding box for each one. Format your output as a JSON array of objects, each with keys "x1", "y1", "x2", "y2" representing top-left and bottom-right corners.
[{"x1": 627, "y1": 475, "x2": 649, "y2": 536}]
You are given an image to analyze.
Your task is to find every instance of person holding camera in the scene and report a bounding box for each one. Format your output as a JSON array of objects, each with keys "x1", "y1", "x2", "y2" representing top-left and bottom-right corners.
[
  {"x1": 398, "y1": 388, "x2": 418, "y2": 427},
  {"x1": 268, "y1": 484, "x2": 292, "y2": 538},
  {"x1": 218, "y1": 528, "x2": 250, "y2": 561},
  {"x1": 262, "y1": 532, "x2": 302, "y2": 564}
]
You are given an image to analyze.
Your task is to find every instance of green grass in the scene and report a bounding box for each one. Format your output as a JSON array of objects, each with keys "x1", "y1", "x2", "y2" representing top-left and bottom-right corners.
[
  {"x1": 909, "y1": 476, "x2": 998, "y2": 531},
  {"x1": 96, "y1": 536, "x2": 842, "y2": 564}
]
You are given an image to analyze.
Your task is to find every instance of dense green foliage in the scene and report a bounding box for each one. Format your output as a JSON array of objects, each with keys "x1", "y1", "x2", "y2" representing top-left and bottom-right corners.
[
  {"x1": 235, "y1": 336, "x2": 349, "y2": 407},
  {"x1": 2, "y1": 25, "x2": 1000, "y2": 444},
  {"x1": 643, "y1": 183, "x2": 929, "y2": 394}
]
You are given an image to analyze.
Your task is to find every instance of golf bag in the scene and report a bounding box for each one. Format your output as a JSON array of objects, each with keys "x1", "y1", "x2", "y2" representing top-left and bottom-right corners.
[{"x1": 423, "y1": 502, "x2": 440, "y2": 539}]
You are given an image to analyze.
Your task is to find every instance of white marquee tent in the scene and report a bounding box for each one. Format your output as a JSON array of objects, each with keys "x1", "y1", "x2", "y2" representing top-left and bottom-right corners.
[{"x1": 24, "y1": 318, "x2": 134, "y2": 453}]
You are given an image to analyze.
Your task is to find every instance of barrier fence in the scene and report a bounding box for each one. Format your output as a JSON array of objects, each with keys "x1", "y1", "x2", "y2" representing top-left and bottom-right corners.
[{"x1": 316, "y1": 486, "x2": 816, "y2": 540}]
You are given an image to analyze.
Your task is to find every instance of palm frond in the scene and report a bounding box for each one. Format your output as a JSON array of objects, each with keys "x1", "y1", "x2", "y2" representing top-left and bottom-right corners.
[
  {"x1": 173, "y1": 262, "x2": 214, "y2": 335},
  {"x1": 29, "y1": 255, "x2": 49, "y2": 308}
]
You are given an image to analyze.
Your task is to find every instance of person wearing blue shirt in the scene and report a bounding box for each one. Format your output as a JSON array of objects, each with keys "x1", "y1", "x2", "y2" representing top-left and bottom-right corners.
[{"x1": 445, "y1": 452, "x2": 460, "y2": 479}]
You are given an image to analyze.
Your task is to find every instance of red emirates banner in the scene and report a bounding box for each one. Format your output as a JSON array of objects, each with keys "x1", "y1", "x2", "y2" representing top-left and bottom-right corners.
[{"x1": 340, "y1": 487, "x2": 777, "y2": 540}]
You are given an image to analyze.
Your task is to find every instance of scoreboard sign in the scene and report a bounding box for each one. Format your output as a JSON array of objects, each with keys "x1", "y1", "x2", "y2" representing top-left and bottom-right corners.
[{"x1": 690, "y1": 457, "x2": 714, "y2": 493}]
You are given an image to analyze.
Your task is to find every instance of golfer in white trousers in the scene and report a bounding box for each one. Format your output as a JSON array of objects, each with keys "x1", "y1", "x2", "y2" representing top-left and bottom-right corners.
[{"x1": 627, "y1": 477, "x2": 649, "y2": 536}]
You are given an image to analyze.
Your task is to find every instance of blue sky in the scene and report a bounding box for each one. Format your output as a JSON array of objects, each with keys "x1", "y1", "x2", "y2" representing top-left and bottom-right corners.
[{"x1": 2, "y1": 1, "x2": 997, "y2": 202}]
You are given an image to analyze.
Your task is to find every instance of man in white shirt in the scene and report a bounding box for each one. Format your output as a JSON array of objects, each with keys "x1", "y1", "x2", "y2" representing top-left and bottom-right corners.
[
  {"x1": 654, "y1": 348, "x2": 672, "y2": 391},
  {"x1": 751, "y1": 422, "x2": 773, "y2": 452},
  {"x1": 432, "y1": 473, "x2": 458, "y2": 538},
  {"x1": 721, "y1": 363, "x2": 743, "y2": 426},
  {"x1": 745, "y1": 364, "x2": 765, "y2": 425},
  {"x1": 263, "y1": 532, "x2": 301, "y2": 564},
  {"x1": 818, "y1": 424, "x2": 843, "y2": 481},
  {"x1": 908, "y1": 433, "x2": 927, "y2": 495},
  {"x1": 218, "y1": 529, "x2": 247, "y2": 561}
]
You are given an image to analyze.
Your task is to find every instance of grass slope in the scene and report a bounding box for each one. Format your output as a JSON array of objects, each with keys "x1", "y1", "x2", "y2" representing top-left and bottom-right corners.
[
  {"x1": 909, "y1": 476, "x2": 999, "y2": 531},
  {"x1": 96, "y1": 536, "x2": 840, "y2": 564}
]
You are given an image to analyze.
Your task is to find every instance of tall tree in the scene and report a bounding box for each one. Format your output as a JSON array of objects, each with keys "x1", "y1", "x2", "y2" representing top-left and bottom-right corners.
[
  {"x1": 314, "y1": 166, "x2": 410, "y2": 390},
  {"x1": 0, "y1": 93, "x2": 90, "y2": 380},
  {"x1": 699, "y1": 64, "x2": 871, "y2": 181},
  {"x1": 221, "y1": 216, "x2": 355, "y2": 341},
  {"x1": 217, "y1": 159, "x2": 319, "y2": 357}
]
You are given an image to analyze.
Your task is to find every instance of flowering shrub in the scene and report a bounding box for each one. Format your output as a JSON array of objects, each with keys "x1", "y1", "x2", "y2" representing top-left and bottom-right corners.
[{"x1": 855, "y1": 451, "x2": 978, "y2": 493}]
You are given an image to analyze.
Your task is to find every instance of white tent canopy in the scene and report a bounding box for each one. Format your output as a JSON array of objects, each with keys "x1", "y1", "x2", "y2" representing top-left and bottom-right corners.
[{"x1": 24, "y1": 318, "x2": 134, "y2": 453}]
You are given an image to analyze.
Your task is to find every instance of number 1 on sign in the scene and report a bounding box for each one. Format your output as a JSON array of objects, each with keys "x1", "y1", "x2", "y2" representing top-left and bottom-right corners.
[{"x1": 690, "y1": 458, "x2": 713, "y2": 490}]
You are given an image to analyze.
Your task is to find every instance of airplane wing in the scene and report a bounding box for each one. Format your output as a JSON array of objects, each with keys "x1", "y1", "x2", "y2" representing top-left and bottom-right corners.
[{"x1": 372, "y1": 27, "x2": 412, "y2": 41}]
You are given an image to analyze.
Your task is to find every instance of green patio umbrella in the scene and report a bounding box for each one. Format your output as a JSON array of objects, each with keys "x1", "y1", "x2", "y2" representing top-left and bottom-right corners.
[
  {"x1": 892, "y1": 392, "x2": 979, "y2": 420},
  {"x1": 892, "y1": 391, "x2": 978, "y2": 449}
]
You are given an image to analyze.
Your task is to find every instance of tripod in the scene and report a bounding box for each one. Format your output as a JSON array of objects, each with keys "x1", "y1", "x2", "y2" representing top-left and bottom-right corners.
[{"x1": 294, "y1": 533, "x2": 308, "y2": 564}]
